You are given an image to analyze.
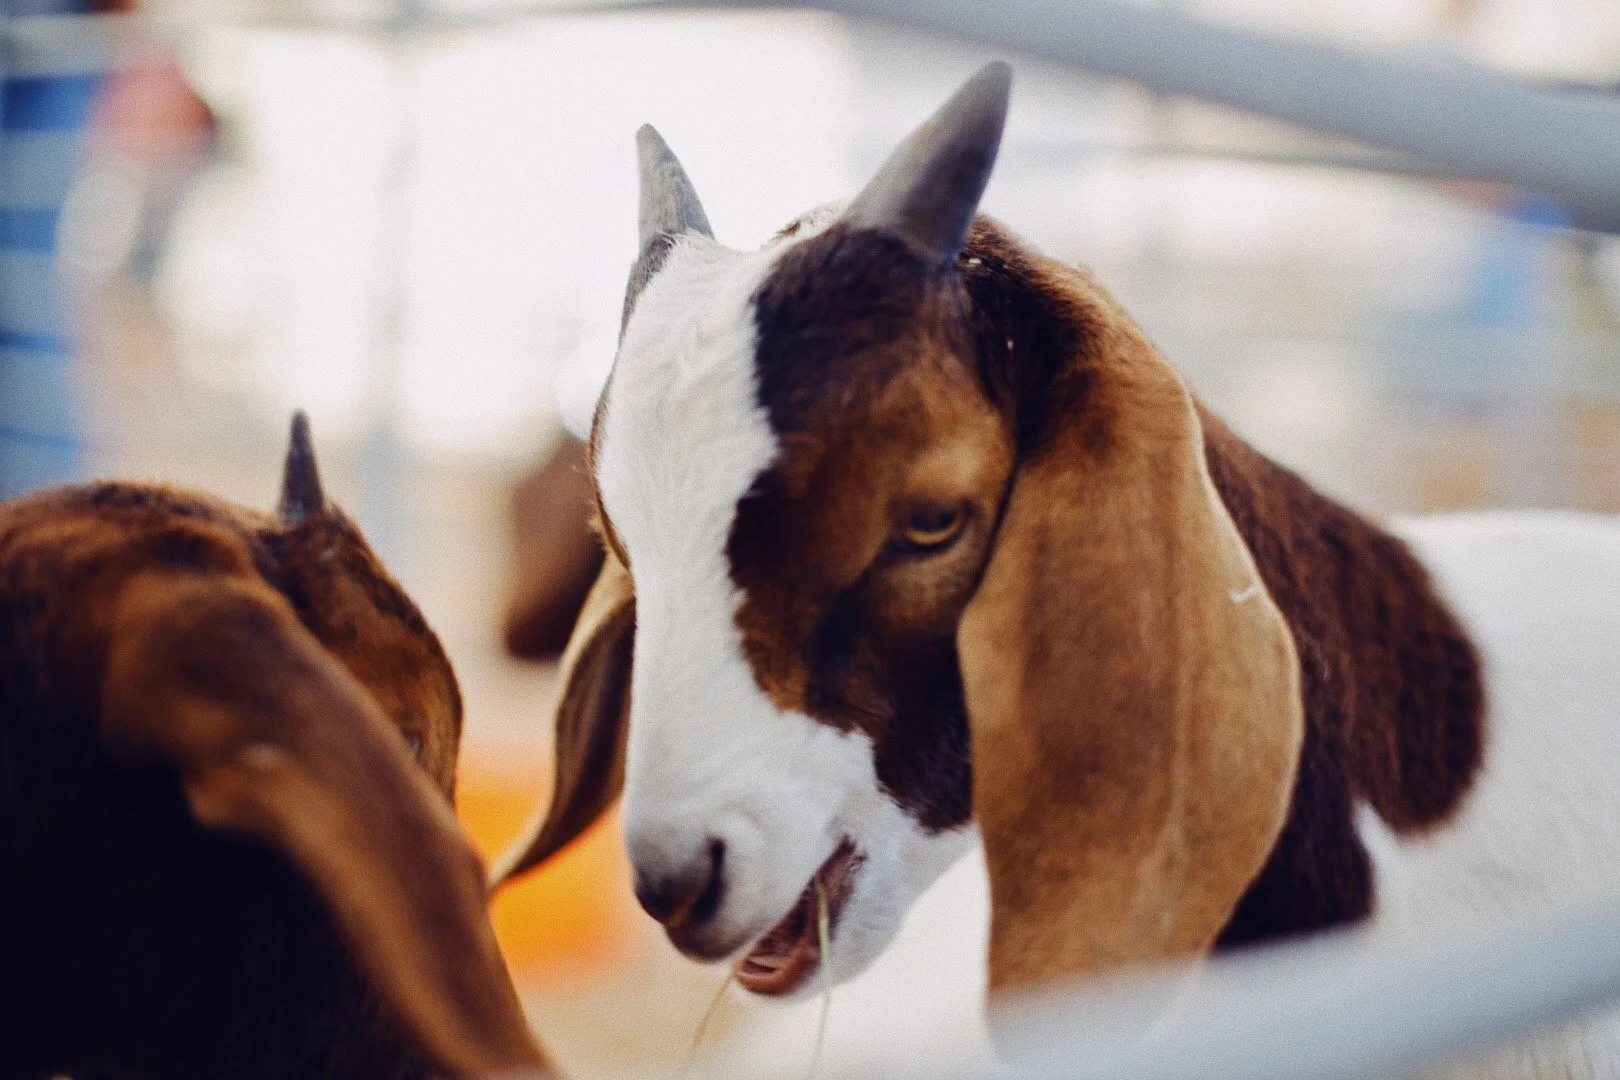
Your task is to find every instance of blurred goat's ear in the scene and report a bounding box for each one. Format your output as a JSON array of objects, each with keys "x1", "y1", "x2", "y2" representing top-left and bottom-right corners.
[
  {"x1": 955, "y1": 255, "x2": 1304, "y2": 997},
  {"x1": 278, "y1": 410, "x2": 326, "y2": 525},
  {"x1": 491, "y1": 547, "x2": 634, "y2": 887},
  {"x1": 100, "y1": 571, "x2": 547, "y2": 1078}
]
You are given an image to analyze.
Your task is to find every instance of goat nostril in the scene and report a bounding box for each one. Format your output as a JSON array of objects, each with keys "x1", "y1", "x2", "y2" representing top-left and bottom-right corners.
[
  {"x1": 632, "y1": 873, "x2": 683, "y2": 922},
  {"x1": 634, "y1": 838, "x2": 726, "y2": 929}
]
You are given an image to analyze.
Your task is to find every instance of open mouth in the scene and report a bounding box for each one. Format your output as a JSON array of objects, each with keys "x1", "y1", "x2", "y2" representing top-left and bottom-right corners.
[{"x1": 734, "y1": 839, "x2": 864, "y2": 996}]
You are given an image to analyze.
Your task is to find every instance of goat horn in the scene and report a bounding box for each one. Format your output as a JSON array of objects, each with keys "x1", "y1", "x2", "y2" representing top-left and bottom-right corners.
[
  {"x1": 278, "y1": 410, "x2": 326, "y2": 525},
  {"x1": 623, "y1": 125, "x2": 714, "y2": 329},
  {"x1": 637, "y1": 124, "x2": 713, "y2": 250},
  {"x1": 842, "y1": 61, "x2": 1012, "y2": 262}
]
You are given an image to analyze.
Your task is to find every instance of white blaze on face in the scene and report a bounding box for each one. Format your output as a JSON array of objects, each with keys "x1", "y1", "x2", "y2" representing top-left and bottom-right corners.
[{"x1": 597, "y1": 231, "x2": 975, "y2": 987}]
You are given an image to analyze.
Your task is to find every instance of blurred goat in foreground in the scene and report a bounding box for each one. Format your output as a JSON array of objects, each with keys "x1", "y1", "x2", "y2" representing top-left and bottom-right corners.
[{"x1": 0, "y1": 415, "x2": 548, "y2": 1080}]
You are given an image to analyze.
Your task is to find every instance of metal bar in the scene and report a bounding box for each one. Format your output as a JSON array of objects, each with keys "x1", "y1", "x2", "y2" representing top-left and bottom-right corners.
[
  {"x1": 755, "y1": 0, "x2": 1620, "y2": 232},
  {"x1": 382, "y1": 0, "x2": 1620, "y2": 231},
  {"x1": 975, "y1": 898, "x2": 1620, "y2": 1080}
]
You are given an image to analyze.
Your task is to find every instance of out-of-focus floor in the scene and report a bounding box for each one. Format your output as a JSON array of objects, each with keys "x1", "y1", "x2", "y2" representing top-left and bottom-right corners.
[{"x1": 36, "y1": 4, "x2": 1620, "y2": 1076}]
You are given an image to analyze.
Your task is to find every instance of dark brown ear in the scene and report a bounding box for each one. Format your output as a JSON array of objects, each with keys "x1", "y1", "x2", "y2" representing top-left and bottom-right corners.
[
  {"x1": 100, "y1": 571, "x2": 547, "y2": 1078},
  {"x1": 490, "y1": 548, "x2": 634, "y2": 887},
  {"x1": 956, "y1": 256, "x2": 1305, "y2": 996}
]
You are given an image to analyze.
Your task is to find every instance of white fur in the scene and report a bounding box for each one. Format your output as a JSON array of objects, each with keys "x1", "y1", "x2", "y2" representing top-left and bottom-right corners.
[
  {"x1": 598, "y1": 231, "x2": 972, "y2": 987},
  {"x1": 1365, "y1": 511, "x2": 1620, "y2": 1078}
]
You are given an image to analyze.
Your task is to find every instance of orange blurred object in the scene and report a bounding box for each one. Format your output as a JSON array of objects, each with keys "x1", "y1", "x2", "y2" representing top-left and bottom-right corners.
[{"x1": 458, "y1": 771, "x2": 629, "y2": 979}]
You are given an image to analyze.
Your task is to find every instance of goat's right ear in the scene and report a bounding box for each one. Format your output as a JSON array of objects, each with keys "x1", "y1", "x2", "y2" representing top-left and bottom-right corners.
[{"x1": 491, "y1": 547, "x2": 634, "y2": 887}]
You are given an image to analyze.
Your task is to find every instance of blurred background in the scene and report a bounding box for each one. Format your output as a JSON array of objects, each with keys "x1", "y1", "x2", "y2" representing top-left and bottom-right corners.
[{"x1": 3, "y1": 0, "x2": 1617, "y2": 1075}]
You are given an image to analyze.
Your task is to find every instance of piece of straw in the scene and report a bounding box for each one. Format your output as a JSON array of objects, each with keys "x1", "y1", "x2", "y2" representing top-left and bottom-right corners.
[
  {"x1": 681, "y1": 968, "x2": 736, "y2": 1077},
  {"x1": 805, "y1": 880, "x2": 833, "y2": 1080}
]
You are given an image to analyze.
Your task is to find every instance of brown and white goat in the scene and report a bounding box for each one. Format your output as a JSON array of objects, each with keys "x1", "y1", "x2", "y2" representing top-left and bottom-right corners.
[
  {"x1": 0, "y1": 417, "x2": 548, "y2": 1080},
  {"x1": 497, "y1": 62, "x2": 1620, "y2": 1056}
]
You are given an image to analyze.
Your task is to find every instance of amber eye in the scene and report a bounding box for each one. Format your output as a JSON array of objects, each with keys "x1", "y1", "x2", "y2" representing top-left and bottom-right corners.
[{"x1": 897, "y1": 502, "x2": 968, "y2": 554}]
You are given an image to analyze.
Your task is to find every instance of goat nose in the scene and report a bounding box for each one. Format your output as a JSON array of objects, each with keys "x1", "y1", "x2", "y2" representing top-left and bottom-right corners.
[{"x1": 633, "y1": 838, "x2": 726, "y2": 930}]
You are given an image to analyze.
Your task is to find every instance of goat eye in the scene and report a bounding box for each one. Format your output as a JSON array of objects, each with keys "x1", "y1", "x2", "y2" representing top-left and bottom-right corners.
[{"x1": 898, "y1": 503, "x2": 968, "y2": 554}]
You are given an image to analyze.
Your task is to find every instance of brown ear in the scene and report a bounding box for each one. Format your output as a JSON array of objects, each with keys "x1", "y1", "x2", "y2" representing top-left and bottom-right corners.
[
  {"x1": 956, "y1": 263, "x2": 1305, "y2": 996},
  {"x1": 100, "y1": 571, "x2": 547, "y2": 1078},
  {"x1": 490, "y1": 547, "x2": 634, "y2": 887}
]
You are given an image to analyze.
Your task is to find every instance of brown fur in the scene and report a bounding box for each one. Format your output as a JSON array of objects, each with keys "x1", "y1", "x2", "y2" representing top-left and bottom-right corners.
[
  {"x1": 1202, "y1": 410, "x2": 1487, "y2": 945},
  {"x1": 729, "y1": 227, "x2": 1010, "y2": 830},
  {"x1": 0, "y1": 479, "x2": 546, "y2": 1078},
  {"x1": 503, "y1": 215, "x2": 1486, "y2": 998}
]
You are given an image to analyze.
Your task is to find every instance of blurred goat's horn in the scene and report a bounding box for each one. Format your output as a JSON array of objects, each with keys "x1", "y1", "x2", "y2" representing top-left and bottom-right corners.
[
  {"x1": 842, "y1": 61, "x2": 1012, "y2": 262},
  {"x1": 278, "y1": 411, "x2": 326, "y2": 525},
  {"x1": 637, "y1": 124, "x2": 713, "y2": 251}
]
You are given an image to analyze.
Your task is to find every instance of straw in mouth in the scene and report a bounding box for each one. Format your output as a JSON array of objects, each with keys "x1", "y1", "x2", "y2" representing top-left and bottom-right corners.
[{"x1": 734, "y1": 839, "x2": 863, "y2": 996}]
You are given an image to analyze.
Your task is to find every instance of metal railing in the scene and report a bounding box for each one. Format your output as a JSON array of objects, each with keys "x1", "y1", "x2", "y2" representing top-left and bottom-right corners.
[{"x1": 960, "y1": 897, "x2": 1620, "y2": 1080}]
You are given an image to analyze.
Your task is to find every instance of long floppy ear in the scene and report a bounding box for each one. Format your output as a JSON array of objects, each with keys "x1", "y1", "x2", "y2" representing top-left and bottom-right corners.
[
  {"x1": 490, "y1": 546, "x2": 634, "y2": 887},
  {"x1": 956, "y1": 260, "x2": 1305, "y2": 996},
  {"x1": 100, "y1": 571, "x2": 548, "y2": 1078}
]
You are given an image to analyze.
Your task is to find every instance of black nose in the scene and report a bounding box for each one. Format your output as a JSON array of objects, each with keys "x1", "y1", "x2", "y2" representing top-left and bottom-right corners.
[{"x1": 634, "y1": 838, "x2": 726, "y2": 931}]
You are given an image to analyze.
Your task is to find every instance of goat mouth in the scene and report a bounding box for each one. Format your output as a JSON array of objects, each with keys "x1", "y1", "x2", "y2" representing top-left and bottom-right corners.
[{"x1": 734, "y1": 839, "x2": 863, "y2": 997}]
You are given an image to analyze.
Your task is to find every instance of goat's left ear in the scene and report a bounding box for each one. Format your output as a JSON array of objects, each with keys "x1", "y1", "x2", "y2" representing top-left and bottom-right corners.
[
  {"x1": 101, "y1": 571, "x2": 547, "y2": 1077},
  {"x1": 956, "y1": 279, "x2": 1305, "y2": 995},
  {"x1": 490, "y1": 546, "x2": 634, "y2": 887}
]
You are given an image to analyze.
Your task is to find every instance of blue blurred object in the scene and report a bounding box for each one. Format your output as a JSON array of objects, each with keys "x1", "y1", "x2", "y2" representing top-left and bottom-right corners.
[{"x1": 1, "y1": 11, "x2": 104, "y2": 498}]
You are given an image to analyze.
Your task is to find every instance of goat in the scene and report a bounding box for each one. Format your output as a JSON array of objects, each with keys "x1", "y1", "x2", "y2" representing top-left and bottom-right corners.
[
  {"x1": 0, "y1": 415, "x2": 549, "y2": 1080},
  {"x1": 494, "y1": 62, "x2": 1620, "y2": 1073}
]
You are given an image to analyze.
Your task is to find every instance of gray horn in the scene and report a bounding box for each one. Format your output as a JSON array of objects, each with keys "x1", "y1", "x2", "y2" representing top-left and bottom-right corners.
[
  {"x1": 278, "y1": 410, "x2": 326, "y2": 525},
  {"x1": 637, "y1": 124, "x2": 712, "y2": 250},
  {"x1": 623, "y1": 124, "x2": 714, "y2": 328},
  {"x1": 843, "y1": 61, "x2": 1012, "y2": 262}
]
